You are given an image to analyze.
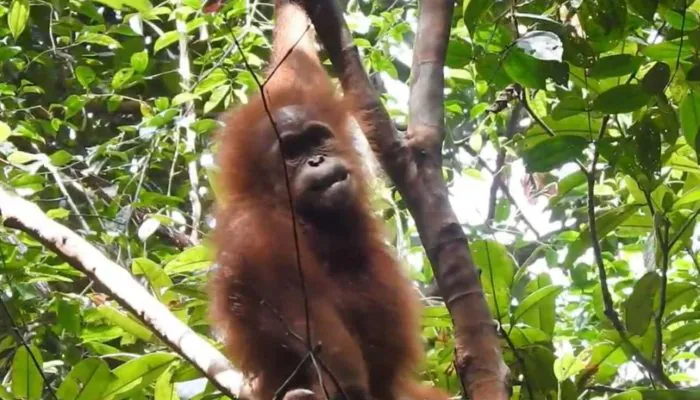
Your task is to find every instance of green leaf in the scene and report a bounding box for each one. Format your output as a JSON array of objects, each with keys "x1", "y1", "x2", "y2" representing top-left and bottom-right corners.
[
  {"x1": 642, "y1": 39, "x2": 694, "y2": 62},
  {"x1": 97, "y1": 306, "x2": 153, "y2": 341},
  {"x1": 578, "y1": 0, "x2": 627, "y2": 52},
  {"x1": 519, "y1": 274, "x2": 557, "y2": 334},
  {"x1": 204, "y1": 85, "x2": 229, "y2": 113},
  {"x1": 112, "y1": 68, "x2": 135, "y2": 90},
  {"x1": 56, "y1": 358, "x2": 114, "y2": 400},
  {"x1": 0, "y1": 121, "x2": 11, "y2": 142},
  {"x1": 630, "y1": 112, "x2": 662, "y2": 176},
  {"x1": 627, "y1": 389, "x2": 700, "y2": 400},
  {"x1": 674, "y1": 187, "x2": 700, "y2": 207},
  {"x1": 666, "y1": 322, "x2": 700, "y2": 349},
  {"x1": 132, "y1": 258, "x2": 176, "y2": 303},
  {"x1": 8, "y1": 0, "x2": 30, "y2": 39},
  {"x1": 102, "y1": 353, "x2": 177, "y2": 398},
  {"x1": 172, "y1": 92, "x2": 199, "y2": 106},
  {"x1": 624, "y1": 272, "x2": 661, "y2": 336},
  {"x1": 552, "y1": 94, "x2": 587, "y2": 120},
  {"x1": 49, "y1": 150, "x2": 73, "y2": 167},
  {"x1": 94, "y1": 0, "x2": 124, "y2": 9},
  {"x1": 47, "y1": 207, "x2": 70, "y2": 220},
  {"x1": 121, "y1": 0, "x2": 153, "y2": 12},
  {"x1": 75, "y1": 66, "x2": 96, "y2": 88},
  {"x1": 521, "y1": 345, "x2": 558, "y2": 393},
  {"x1": 629, "y1": 0, "x2": 659, "y2": 21},
  {"x1": 502, "y1": 325, "x2": 551, "y2": 348},
  {"x1": 687, "y1": 63, "x2": 700, "y2": 81},
  {"x1": 8, "y1": 151, "x2": 38, "y2": 165},
  {"x1": 512, "y1": 285, "x2": 563, "y2": 325},
  {"x1": 78, "y1": 33, "x2": 121, "y2": 48},
  {"x1": 130, "y1": 50, "x2": 149, "y2": 73},
  {"x1": 154, "y1": 365, "x2": 178, "y2": 400},
  {"x1": 445, "y1": 38, "x2": 472, "y2": 68},
  {"x1": 563, "y1": 205, "x2": 640, "y2": 267},
  {"x1": 164, "y1": 245, "x2": 213, "y2": 274},
  {"x1": 503, "y1": 47, "x2": 568, "y2": 89},
  {"x1": 589, "y1": 54, "x2": 643, "y2": 78},
  {"x1": 522, "y1": 135, "x2": 588, "y2": 172},
  {"x1": 12, "y1": 345, "x2": 43, "y2": 400},
  {"x1": 680, "y1": 90, "x2": 700, "y2": 152},
  {"x1": 611, "y1": 390, "x2": 643, "y2": 400},
  {"x1": 471, "y1": 240, "x2": 516, "y2": 320},
  {"x1": 56, "y1": 297, "x2": 81, "y2": 335},
  {"x1": 641, "y1": 62, "x2": 671, "y2": 94},
  {"x1": 64, "y1": 95, "x2": 86, "y2": 118},
  {"x1": 593, "y1": 84, "x2": 650, "y2": 114},
  {"x1": 154, "y1": 31, "x2": 180, "y2": 53},
  {"x1": 195, "y1": 69, "x2": 228, "y2": 96},
  {"x1": 553, "y1": 353, "x2": 587, "y2": 381},
  {"x1": 463, "y1": 0, "x2": 494, "y2": 36},
  {"x1": 662, "y1": 8, "x2": 700, "y2": 31}
]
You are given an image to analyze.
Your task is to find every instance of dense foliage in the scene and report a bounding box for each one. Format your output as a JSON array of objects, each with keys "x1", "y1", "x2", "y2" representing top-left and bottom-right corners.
[{"x1": 0, "y1": 0, "x2": 699, "y2": 399}]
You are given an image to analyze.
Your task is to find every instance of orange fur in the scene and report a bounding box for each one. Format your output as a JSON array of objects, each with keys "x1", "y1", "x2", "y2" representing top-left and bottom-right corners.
[{"x1": 209, "y1": 3, "x2": 450, "y2": 400}]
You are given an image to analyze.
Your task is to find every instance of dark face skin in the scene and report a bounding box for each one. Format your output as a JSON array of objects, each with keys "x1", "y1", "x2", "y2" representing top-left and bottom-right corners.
[{"x1": 265, "y1": 106, "x2": 356, "y2": 221}]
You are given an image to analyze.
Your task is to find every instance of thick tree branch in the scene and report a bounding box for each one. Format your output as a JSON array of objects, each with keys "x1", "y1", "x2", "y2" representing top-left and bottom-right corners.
[
  {"x1": 0, "y1": 188, "x2": 242, "y2": 398},
  {"x1": 298, "y1": 1, "x2": 510, "y2": 398}
]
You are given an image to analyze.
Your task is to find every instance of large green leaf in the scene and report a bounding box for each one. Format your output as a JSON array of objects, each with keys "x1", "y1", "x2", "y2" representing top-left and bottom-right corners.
[
  {"x1": 56, "y1": 358, "x2": 114, "y2": 400},
  {"x1": 471, "y1": 239, "x2": 516, "y2": 321},
  {"x1": 463, "y1": 0, "x2": 494, "y2": 36},
  {"x1": 8, "y1": 0, "x2": 30, "y2": 39},
  {"x1": 641, "y1": 62, "x2": 671, "y2": 94},
  {"x1": 520, "y1": 274, "x2": 557, "y2": 335},
  {"x1": 11, "y1": 346, "x2": 43, "y2": 400},
  {"x1": 624, "y1": 272, "x2": 661, "y2": 336},
  {"x1": 512, "y1": 285, "x2": 563, "y2": 327},
  {"x1": 593, "y1": 84, "x2": 651, "y2": 114},
  {"x1": 679, "y1": 89, "x2": 700, "y2": 152},
  {"x1": 102, "y1": 353, "x2": 177, "y2": 399},
  {"x1": 589, "y1": 54, "x2": 644, "y2": 78},
  {"x1": 163, "y1": 245, "x2": 213, "y2": 274},
  {"x1": 522, "y1": 135, "x2": 588, "y2": 172},
  {"x1": 630, "y1": 112, "x2": 663, "y2": 176}
]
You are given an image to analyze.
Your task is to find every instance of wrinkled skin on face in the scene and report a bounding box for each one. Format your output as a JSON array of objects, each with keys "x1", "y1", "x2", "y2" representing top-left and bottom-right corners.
[{"x1": 263, "y1": 106, "x2": 357, "y2": 221}]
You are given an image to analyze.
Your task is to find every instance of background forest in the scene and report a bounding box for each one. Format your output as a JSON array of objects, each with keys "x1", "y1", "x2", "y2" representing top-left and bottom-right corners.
[{"x1": 1, "y1": 0, "x2": 699, "y2": 399}]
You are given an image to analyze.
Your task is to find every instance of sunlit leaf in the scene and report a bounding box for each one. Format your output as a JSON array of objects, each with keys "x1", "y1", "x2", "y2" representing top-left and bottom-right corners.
[
  {"x1": 154, "y1": 31, "x2": 180, "y2": 53},
  {"x1": 11, "y1": 346, "x2": 43, "y2": 400},
  {"x1": 78, "y1": 33, "x2": 121, "y2": 48},
  {"x1": 102, "y1": 353, "x2": 177, "y2": 398},
  {"x1": 56, "y1": 358, "x2": 114, "y2": 400},
  {"x1": 8, "y1": 0, "x2": 30, "y2": 39}
]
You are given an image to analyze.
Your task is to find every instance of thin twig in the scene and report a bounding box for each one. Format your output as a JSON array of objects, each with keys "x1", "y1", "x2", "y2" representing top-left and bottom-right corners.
[
  {"x1": 654, "y1": 222, "x2": 670, "y2": 368},
  {"x1": 585, "y1": 117, "x2": 676, "y2": 388}
]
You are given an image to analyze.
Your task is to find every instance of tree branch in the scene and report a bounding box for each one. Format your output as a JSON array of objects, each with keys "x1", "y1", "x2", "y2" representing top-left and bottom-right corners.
[
  {"x1": 585, "y1": 119, "x2": 675, "y2": 388},
  {"x1": 0, "y1": 187, "x2": 242, "y2": 398},
  {"x1": 298, "y1": 1, "x2": 510, "y2": 398}
]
